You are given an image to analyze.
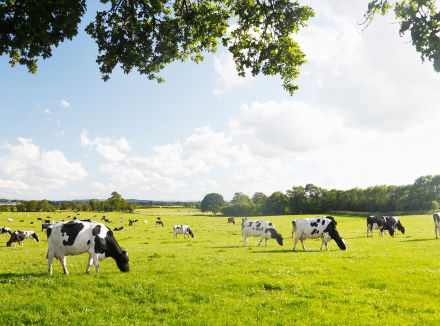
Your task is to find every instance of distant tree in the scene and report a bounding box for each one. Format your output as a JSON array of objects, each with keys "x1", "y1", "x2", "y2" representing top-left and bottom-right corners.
[
  {"x1": 265, "y1": 191, "x2": 289, "y2": 215},
  {"x1": 432, "y1": 200, "x2": 439, "y2": 211},
  {"x1": 201, "y1": 193, "x2": 225, "y2": 215},
  {"x1": 252, "y1": 192, "x2": 268, "y2": 214}
]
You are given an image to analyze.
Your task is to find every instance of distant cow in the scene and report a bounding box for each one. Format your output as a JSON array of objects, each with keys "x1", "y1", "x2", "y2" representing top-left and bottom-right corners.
[
  {"x1": 42, "y1": 223, "x2": 50, "y2": 231},
  {"x1": 156, "y1": 218, "x2": 163, "y2": 227},
  {"x1": 46, "y1": 220, "x2": 129, "y2": 274},
  {"x1": 227, "y1": 218, "x2": 235, "y2": 225},
  {"x1": 367, "y1": 215, "x2": 405, "y2": 237},
  {"x1": 43, "y1": 220, "x2": 50, "y2": 224},
  {"x1": 173, "y1": 225, "x2": 194, "y2": 239},
  {"x1": 22, "y1": 230, "x2": 40, "y2": 242},
  {"x1": 292, "y1": 216, "x2": 346, "y2": 251},
  {"x1": 434, "y1": 213, "x2": 440, "y2": 239},
  {"x1": 102, "y1": 217, "x2": 112, "y2": 223},
  {"x1": 129, "y1": 219, "x2": 138, "y2": 226},
  {"x1": 113, "y1": 226, "x2": 124, "y2": 231},
  {"x1": 0, "y1": 227, "x2": 12, "y2": 237},
  {"x1": 7, "y1": 231, "x2": 25, "y2": 247},
  {"x1": 241, "y1": 218, "x2": 283, "y2": 247}
]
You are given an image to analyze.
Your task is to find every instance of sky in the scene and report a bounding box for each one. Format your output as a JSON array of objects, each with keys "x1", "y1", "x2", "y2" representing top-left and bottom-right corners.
[{"x1": 1, "y1": 1, "x2": 440, "y2": 201}]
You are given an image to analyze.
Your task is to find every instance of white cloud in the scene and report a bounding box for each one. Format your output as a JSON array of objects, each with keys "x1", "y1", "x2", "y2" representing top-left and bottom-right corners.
[
  {"x1": 213, "y1": 52, "x2": 252, "y2": 95},
  {"x1": 60, "y1": 99, "x2": 71, "y2": 107},
  {"x1": 0, "y1": 138, "x2": 87, "y2": 196},
  {"x1": 80, "y1": 129, "x2": 130, "y2": 161},
  {"x1": 43, "y1": 108, "x2": 50, "y2": 114}
]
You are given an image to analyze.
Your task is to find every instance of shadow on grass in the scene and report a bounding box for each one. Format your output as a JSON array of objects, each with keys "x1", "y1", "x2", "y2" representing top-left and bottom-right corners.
[
  {"x1": 209, "y1": 245, "x2": 243, "y2": 249},
  {"x1": 249, "y1": 249, "x2": 325, "y2": 253},
  {"x1": 400, "y1": 238, "x2": 437, "y2": 242},
  {"x1": 0, "y1": 272, "x2": 48, "y2": 280}
]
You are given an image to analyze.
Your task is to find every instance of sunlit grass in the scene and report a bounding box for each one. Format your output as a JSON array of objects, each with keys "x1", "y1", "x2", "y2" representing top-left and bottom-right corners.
[{"x1": 0, "y1": 211, "x2": 439, "y2": 325}]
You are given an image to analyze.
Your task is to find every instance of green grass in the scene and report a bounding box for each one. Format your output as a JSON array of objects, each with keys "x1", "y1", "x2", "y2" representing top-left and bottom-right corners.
[{"x1": 1, "y1": 211, "x2": 439, "y2": 325}]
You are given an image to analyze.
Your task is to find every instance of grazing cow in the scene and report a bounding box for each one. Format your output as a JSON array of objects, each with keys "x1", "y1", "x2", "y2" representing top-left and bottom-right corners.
[
  {"x1": 113, "y1": 226, "x2": 124, "y2": 231},
  {"x1": 1, "y1": 227, "x2": 12, "y2": 237},
  {"x1": 7, "y1": 218, "x2": 13, "y2": 222},
  {"x1": 46, "y1": 220, "x2": 129, "y2": 274},
  {"x1": 367, "y1": 215, "x2": 405, "y2": 237},
  {"x1": 292, "y1": 216, "x2": 346, "y2": 251},
  {"x1": 173, "y1": 225, "x2": 195, "y2": 239},
  {"x1": 37, "y1": 217, "x2": 42, "y2": 221},
  {"x1": 7, "y1": 231, "x2": 25, "y2": 247},
  {"x1": 101, "y1": 217, "x2": 112, "y2": 223},
  {"x1": 156, "y1": 218, "x2": 163, "y2": 227},
  {"x1": 434, "y1": 213, "x2": 440, "y2": 239},
  {"x1": 22, "y1": 230, "x2": 40, "y2": 242},
  {"x1": 241, "y1": 218, "x2": 283, "y2": 247},
  {"x1": 227, "y1": 217, "x2": 235, "y2": 225},
  {"x1": 41, "y1": 223, "x2": 50, "y2": 231},
  {"x1": 43, "y1": 219, "x2": 50, "y2": 224},
  {"x1": 129, "y1": 219, "x2": 138, "y2": 226}
]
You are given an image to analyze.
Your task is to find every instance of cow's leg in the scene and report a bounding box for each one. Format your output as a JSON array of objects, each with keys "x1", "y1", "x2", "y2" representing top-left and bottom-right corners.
[
  {"x1": 92, "y1": 254, "x2": 100, "y2": 274},
  {"x1": 86, "y1": 255, "x2": 93, "y2": 273},
  {"x1": 320, "y1": 239, "x2": 324, "y2": 250},
  {"x1": 244, "y1": 236, "x2": 247, "y2": 247},
  {"x1": 380, "y1": 227, "x2": 384, "y2": 237},
  {"x1": 300, "y1": 239, "x2": 306, "y2": 250},
  {"x1": 59, "y1": 257, "x2": 69, "y2": 274},
  {"x1": 367, "y1": 225, "x2": 370, "y2": 237},
  {"x1": 265, "y1": 238, "x2": 268, "y2": 246},
  {"x1": 258, "y1": 235, "x2": 264, "y2": 246},
  {"x1": 293, "y1": 237, "x2": 299, "y2": 251},
  {"x1": 436, "y1": 226, "x2": 438, "y2": 239},
  {"x1": 47, "y1": 251, "x2": 54, "y2": 275}
]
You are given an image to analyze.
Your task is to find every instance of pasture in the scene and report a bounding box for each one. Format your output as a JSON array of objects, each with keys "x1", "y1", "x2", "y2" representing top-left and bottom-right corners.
[{"x1": 0, "y1": 211, "x2": 439, "y2": 325}]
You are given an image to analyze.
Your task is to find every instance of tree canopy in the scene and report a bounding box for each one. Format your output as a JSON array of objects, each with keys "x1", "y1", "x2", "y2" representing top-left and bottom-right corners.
[
  {"x1": 200, "y1": 192, "x2": 224, "y2": 215},
  {"x1": 2, "y1": 1, "x2": 439, "y2": 95}
]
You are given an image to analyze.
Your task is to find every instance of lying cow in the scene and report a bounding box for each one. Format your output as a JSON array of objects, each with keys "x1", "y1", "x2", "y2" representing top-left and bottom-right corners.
[
  {"x1": 46, "y1": 220, "x2": 129, "y2": 274},
  {"x1": 7, "y1": 231, "x2": 25, "y2": 247},
  {"x1": 367, "y1": 215, "x2": 405, "y2": 237},
  {"x1": 291, "y1": 216, "x2": 346, "y2": 251},
  {"x1": 113, "y1": 226, "x2": 124, "y2": 231},
  {"x1": 0, "y1": 227, "x2": 11, "y2": 237},
  {"x1": 434, "y1": 213, "x2": 440, "y2": 239},
  {"x1": 227, "y1": 217, "x2": 235, "y2": 225},
  {"x1": 173, "y1": 225, "x2": 194, "y2": 239},
  {"x1": 241, "y1": 218, "x2": 283, "y2": 247}
]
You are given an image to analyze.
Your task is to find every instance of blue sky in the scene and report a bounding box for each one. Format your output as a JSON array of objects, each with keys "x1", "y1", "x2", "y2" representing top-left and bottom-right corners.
[{"x1": 1, "y1": 1, "x2": 440, "y2": 201}]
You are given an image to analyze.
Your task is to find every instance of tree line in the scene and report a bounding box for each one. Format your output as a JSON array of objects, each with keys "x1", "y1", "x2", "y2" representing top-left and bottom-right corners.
[
  {"x1": 201, "y1": 175, "x2": 440, "y2": 216},
  {"x1": 0, "y1": 192, "x2": 136, "y2": 213}
]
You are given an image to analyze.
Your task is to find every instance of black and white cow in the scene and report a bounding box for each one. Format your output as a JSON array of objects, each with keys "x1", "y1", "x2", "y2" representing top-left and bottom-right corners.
[
  {"x1": 1, "y1": 227, "x2": 11, "y2": 237},
  {"x1": 41, "y1": 223, "x2": 51, "y2": 231},
  {"x1": 434, "y1": 213, "x2": 440, "y2": 239},
  {"x1": 227, "y1": 217, "x2": 235, "y2": 225},
  {"x1": 129, "y1": 219, "x2": 138, "y2": 226},
  {"x1": 22, "y1": 230, "x2": 40, "y2": 242},
  {"x1": 241, "y1": 218, "x2": 283, "y2": 247},
  {"x1": 367, "y1": 215, "x2": 405, "y2": 237},
  {"x1": 156, "y1": 220, "x2": 164, "y2": 227},
  {"x1": 113, "y1": 226, "x2": 124, "y2": 231},
  {"x1": 291, "y1": 216, "x2": 346, "y2": 251},
  {"x1": 7, "y1": 231, "x2": 25, "y2": 247},
  {"x1": 46, "y1": 220, "x2": 129, "y2": 274},
  {"x1": 173, "y1": 225, "x2": 194, "y2": 239}
]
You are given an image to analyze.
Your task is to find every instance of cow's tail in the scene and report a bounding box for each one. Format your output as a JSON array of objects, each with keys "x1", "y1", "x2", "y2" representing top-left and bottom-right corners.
[{"x1": 291, "y1": 221, "x2": 297, "y2": 238}]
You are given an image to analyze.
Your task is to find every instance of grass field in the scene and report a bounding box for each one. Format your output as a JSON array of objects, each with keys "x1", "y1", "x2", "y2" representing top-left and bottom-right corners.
[{"x1": 1, "y1": 211, "x2": 439, "y2": 325}]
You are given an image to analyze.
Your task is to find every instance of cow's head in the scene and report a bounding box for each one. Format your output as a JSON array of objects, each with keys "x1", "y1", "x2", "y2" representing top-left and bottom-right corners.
[
  {"x1": 396, "y1": 221, "x2": 405, "y2": 234},
  {"x1": 325, "y1": 221, "x2": 346, "y2": 250},
  {"x1": 187, "y1": 228, "x2": 195, "y2": 238},
  {"x1": 32, "y1": 232, "x2": 40, "y2": 242},
  {"x1": 116, "y1": 250, "x2": 130, "y2": 272},
  {"x1": 266, "y1": 228, "x2": 284, "y2": 246}
]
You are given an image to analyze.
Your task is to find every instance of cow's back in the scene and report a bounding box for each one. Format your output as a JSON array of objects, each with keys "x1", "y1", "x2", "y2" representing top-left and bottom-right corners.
[{"x1": 242, "y1": 220, "x2": 273, "y2": 237}]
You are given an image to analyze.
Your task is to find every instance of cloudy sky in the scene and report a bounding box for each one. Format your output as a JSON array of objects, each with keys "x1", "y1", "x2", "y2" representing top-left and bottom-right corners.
[{"x1": 1, "y1": 1, "x2": 440, "y2": 201}]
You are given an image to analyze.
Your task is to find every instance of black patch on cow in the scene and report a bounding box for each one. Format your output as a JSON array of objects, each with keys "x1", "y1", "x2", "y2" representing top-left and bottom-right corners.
[
  {"x1": 92, "y1": 225, "x2": 101, "y2": 236},
  {"x1": 317, "y1": 219, "x2": 320, "y2": 223},
  {"x1": 256, "y1": 222, "x2": 261, "y2": 228},
  {"x1": 94, "y1": 236, "x2": 107, "y2": 254},
  {"x1": 323, "y1": 220, "x2": 346, "y2": 250},
  {"x1": 61, "y1": 221, "x2": 84, "y2": 246},
  {"x1": 87, "y1": 240, "x2": 90, "y2": 245},
  {"x1": 269, "y1": 223, "x2": 273, "y2": 226},
  {"x1": 310, "y1": 222, "x2": 318, "y2": 228},
  {"x1": 103, "y1": 230, "x2": 130, "y2": 272},
  {"x1": 322, "y1": 220, "x2": 325, "y2": 225},
  {"x1": 46, "y1": 227, "x2": 52, "y2": 238},
  {"x1": 311, "y1": 229, "x2": 319, "y2": 235}
]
